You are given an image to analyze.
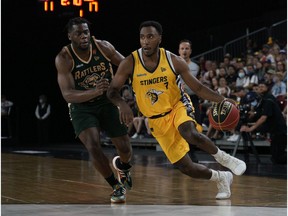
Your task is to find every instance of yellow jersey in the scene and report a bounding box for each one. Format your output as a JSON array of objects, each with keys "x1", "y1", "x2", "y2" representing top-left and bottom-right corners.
[{"x1": 132, "y1": 48, "x2": 189, "y2": 118}]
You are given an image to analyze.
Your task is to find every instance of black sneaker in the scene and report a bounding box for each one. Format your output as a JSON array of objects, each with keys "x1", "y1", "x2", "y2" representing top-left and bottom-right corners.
[
  {"x1": 110, "y1": 183, "x2": 126, "y2": 203},
  {"x1": 112, "y1": 156, "x2": 132, "y2": 190}
]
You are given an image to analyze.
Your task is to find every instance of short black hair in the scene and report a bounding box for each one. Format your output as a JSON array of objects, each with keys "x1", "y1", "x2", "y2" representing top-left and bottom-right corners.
[
  {"x1": 179, "y1": 39, "x2": 192, "y2": 47},
  {"x1": 66, "y1": 17, "x2": 91, "y2": 33},
  {"x1": 139, "y1": 20, "x2": 163, "y2": 35}
]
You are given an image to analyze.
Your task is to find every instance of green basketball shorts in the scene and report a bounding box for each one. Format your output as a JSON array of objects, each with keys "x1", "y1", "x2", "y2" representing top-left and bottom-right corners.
[{"x1": 68, "y1": 102, "x2": 128, "y2": 138}]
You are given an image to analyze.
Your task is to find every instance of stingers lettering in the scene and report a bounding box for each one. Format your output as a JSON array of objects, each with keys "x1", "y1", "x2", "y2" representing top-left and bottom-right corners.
[
  {"x1": 140, "y1": 76, "x2": 168, "y2": 85},
  {"x1": 74, "y1": 62, "x2": 107, "y2": 80}
]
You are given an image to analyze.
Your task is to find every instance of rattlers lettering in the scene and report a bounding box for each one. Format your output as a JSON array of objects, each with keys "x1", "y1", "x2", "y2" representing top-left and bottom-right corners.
[{"x1": 74, "y1": 62, "x2": 107, "y2": 80}]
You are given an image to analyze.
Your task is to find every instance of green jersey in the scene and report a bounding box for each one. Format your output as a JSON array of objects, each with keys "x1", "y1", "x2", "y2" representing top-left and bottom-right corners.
[{"x1": 66, "y1": 36, "x2": 113, "y2": 105}]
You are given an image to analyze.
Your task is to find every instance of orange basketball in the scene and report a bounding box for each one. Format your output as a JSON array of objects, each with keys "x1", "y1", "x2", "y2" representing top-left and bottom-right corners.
[{"x1": 208, "y1": 100, "x2": 240, "y2": 131}]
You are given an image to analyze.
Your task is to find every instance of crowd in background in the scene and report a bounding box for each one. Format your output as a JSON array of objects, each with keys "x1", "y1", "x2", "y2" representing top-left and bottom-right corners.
[
  {"x1": 2, "y1": 37, "x2": 286, "y2": 145},
  {"x1": 122, "y1": 38, "x2": 287, "y2": 142}
]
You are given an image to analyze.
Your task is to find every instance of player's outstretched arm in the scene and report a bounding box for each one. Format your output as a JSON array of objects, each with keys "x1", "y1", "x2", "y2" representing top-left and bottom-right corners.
[{"x1": 107, "y1": 55, "x2": 134, "y2": 125}]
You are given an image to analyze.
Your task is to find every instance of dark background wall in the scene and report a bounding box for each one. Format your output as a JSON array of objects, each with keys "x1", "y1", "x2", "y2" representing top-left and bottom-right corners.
[{"x1": 1, "y1": 0, "x2": 286, "y2": 144}]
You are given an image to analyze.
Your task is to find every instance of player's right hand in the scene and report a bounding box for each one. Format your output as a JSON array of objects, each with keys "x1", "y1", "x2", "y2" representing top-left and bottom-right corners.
[{"x1": 95, "y1": 78, "x2": 109, "y2": 95}]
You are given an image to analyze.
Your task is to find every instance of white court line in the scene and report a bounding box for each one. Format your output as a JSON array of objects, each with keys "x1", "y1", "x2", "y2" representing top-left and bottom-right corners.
[{"x1": 1, "y1": 204, "x2": 287, "y2": 216}]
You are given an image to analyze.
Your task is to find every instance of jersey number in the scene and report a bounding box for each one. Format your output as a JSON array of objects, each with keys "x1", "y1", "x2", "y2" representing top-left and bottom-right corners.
[{"x1": 164, "y1": 82, "x2": 168, "y2": 89}]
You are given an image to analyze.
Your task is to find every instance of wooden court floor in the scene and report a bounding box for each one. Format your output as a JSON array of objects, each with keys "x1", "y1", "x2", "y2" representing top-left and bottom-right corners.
[{"x1": 1, "y1": 144, "x2": 287, "y2": 215}]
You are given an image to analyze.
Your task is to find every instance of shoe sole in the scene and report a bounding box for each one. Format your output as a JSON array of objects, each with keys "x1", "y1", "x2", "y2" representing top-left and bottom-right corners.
[
  {"x1": 111, "y1": 198, "x2": 126, "y2": 204},
  {"x1": 112, "y1": 156, "x2": 132, "y2": 190}
]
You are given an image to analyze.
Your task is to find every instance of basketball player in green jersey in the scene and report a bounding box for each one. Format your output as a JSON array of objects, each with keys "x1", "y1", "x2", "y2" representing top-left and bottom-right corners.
[
  {"x1": 55, "y1": 17, "x2": 132, "y2": 203},
  {"x1": 107, "y1": 20, "x2": 246, "y2": 200}
]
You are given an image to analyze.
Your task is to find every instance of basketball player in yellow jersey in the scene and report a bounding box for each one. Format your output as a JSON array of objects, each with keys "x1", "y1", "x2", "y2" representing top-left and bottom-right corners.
[{"x1": 107, "y1": 20, "x2": 246, "y2": 200}]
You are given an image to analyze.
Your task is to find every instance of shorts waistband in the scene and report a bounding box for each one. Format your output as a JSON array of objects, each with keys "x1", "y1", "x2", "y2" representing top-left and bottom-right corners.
[{"x1": 149, "y1": 110, "x2": 172, "y2": 119}]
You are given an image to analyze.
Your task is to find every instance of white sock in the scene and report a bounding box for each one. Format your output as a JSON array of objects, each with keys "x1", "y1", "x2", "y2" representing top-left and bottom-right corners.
[
  {"x1": 210, "y1": 169, "x2": 220, "y2": 181},
  {"x1": 212, "y1": 147, "x2": 222, "y2": 159}
]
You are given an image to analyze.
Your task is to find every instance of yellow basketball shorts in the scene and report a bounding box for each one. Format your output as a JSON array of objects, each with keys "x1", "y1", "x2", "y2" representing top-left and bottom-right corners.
[{"x1": 148, "y1": 101, "x2": 202, "y2": 164}]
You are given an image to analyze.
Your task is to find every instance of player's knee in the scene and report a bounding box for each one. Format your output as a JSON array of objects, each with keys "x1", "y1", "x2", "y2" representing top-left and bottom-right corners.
[
  {"x1": 185, "y1": 130, "x2": 202, "y2": 145},
  {"x1": 179, "y1": 122, "x2": 201, "y2": 142},
  {"x1": 112, "y1": 136, "x2": 132, "y2": 154},
  {"x1": 119, "y1": 144, "x2": 132, "y2": 155}
]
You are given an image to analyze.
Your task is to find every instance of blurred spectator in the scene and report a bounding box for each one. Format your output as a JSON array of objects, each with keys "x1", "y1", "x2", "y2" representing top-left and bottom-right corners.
[
  {"x1": 261, "y1": 44, "x2": 276, "y2": 68},
  {"x1": 217, "y1": 77, "x2": 231, "y2": 97},
  {"x1": 235, "y1": 68, "x2": 250, "y2": 89},
  {"x1": 199, "y1": 60, "x2": 212, "y2": 83},
  {"x1": 131, "y1": 114, "x2": 145, "y2": 139},
  {"x1": 144, "y1": 117, "x2": 152, "y2": 137},
  {"x1": 278, "y1": 49, "x2": 287, "y2": 62},
  {"x1": 121, "y1": 86, "x2": 135, "y2": 111},
  {"x1": 270, "y1": 72, "x2": 286, "y2": 98},
  {"x1": 226, "y1": 64, "x2": 238, "y2": 90},
  {"x1": 223, "y1": 55, "x2": 231, "y2": 71},
  {"x1": 254, "y1": 61, "x2": 265, "y2": 81},
  {"x1": 35, "y1": 94, "x2": 51, "y2": 145},
  {"x1": 276, "y1": 61, "x2": 287, "y2": 83},
  {"x1": 1, "y1": 94, "x2": 13, "y2": 116},
  {"x1": 131, "y1": 114, "x2": 152, "y2": 139},
  {"x1": 252, "y1": 83, "x2": 260, "y2": 94},
  {"x1": 240, "y1": 92, "x2": 287, "y2": 164},
  {"x1": 211, "y1": 77, "x2": 219, "y2": 91},
  {"x1": 262, "y1": 69, "x2": 276, "y2": 91},
  {"x1": 198, "y1": 56, "x2": 206, "y2": 76},
  {"x1": 257, "y1": 80, "x2": 278, "y2": 102},
  {"x1": 1, "y1": 94, "x2": 13, "y2": 138},
  {"x1": 178, "y1": 39, "x2": 201, "y2": 124},
  {"x1": 201, "y1": 69, "x2": 217, "y2": 89},
  {"x1": 211, "y1": 61, "x2": 220, "y2": 76},
  {"x1": 218, "y1": 66, "x2": 227, "y2": 79},
  {"x1": 235, "y1": 58, "x2": 247, "y2": 72},
  {"x1": 246, "y1": 63, "x2": 259, "y2": 89}
]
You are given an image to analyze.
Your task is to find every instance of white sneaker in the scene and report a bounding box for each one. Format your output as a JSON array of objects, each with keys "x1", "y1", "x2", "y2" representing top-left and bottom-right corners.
[
  {"x1": 226, "y1": 134, "x2": 235, "y2": 140},
  {"x1": 216, "y1": 171, "x2": 233, "y2": 199},
  {"x1": 131, "y1": 133, "x2": 138, "y2": 139},
  {"x1": 227, "y1": 134, "x2": 240, "y2": 142},
  {"x1": 214, "y1": 151, "x2": 246, "y2": 175}
]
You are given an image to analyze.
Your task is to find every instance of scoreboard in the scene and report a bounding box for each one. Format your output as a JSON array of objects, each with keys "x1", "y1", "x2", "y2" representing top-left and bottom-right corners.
[{"x1": 38, "y1": 0, "x2": 99, "y2": 17}]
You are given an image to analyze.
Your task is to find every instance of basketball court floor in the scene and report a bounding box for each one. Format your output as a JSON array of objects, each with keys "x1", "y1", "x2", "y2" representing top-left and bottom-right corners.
[{"x1": 1, "y1": 141, "x2": 287, "y2": 216}]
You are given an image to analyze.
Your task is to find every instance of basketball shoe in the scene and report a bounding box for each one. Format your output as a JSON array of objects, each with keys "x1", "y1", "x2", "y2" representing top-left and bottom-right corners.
[
  {"x1": 112, "y1": 156, "x2": 132, "y2": 190},
  {"x1": 214, "y1": 150, "x2": 246, "y2": 175},
  {"x1": 216, "y1": 171, "x2": 233, "y2": 199},
  {"x1": 110, "y1": 183, "x2": 126, "y2": 203}
]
